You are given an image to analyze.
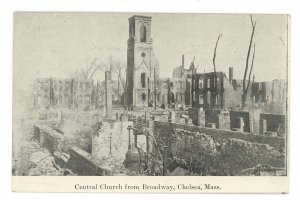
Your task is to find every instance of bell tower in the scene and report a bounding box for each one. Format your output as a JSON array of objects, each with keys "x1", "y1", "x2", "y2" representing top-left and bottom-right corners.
[{"x1": 126, "y1": 15, "x2": 159, "y2": 107}]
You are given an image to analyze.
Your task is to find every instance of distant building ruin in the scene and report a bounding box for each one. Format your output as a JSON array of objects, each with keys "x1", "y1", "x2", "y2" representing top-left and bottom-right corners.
[
  {"x1": 251, "y1": 79, "x2": 286, "y2": 103},
  {"x1": 34, "y1": 78, "x2": 94, "y2": 109},
  {"x1": 192, "y1": 68, "x2": 243, "y2": 110}
]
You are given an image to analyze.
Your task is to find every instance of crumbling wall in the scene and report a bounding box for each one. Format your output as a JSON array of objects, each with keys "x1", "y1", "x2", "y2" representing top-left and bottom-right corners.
[
  {"x1": 205, "y1": 110, "x2": 220, "y2": 127},
  {"x1": 218, "y1": 111, "x2": 230, "y2": 130},
  {"x1": 260, "y1": 114, "x2": 286, "y2": 137},
  {"x1": 230, "y1": 111, "x2": 251, "y2": 133},
  {"x1": 60, "y1": 120, "x2": 93, "y2": 153},
  {"x1": 33, "y1": 124, "x2": 64, "y2": 154},
  {"x1": 189, "y1": 108, "x2": 230, "y2": 129},
  {"x1": 153, "y1": 121, "x2": 285, "y2": 175},
  {"x1": 188, "y1": 108, "x2": 205, "y2": 126}
]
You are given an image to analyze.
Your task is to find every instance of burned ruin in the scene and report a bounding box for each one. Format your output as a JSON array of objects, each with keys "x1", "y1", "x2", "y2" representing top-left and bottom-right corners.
[{"x1": 12, "y1": 14, "x2": 288, "y2": 177}]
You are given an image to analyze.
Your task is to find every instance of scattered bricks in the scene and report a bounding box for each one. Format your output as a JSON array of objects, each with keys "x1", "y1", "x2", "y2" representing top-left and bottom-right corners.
[
  {"x1": 207, "y1": 123, "x2": 216, "y2": 129},
  {"x1": 265, "y1": 131, "x2": 278, "y2": 137},
  {"x1": 187, "y1": 119, "x2": 193, "y2": 125},
  {"x1": 176, "y1": 118, "x2": 186, "y2": 124},
  {"x1": 154, "y1": 114, "x2": 169, "y2": 122},
  {"x1": 153, "y1": 115, "x2": 159, "y2": 121}
]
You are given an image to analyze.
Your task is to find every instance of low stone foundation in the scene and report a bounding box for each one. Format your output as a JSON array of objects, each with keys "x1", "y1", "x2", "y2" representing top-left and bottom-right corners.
[{"x1": 67, "y1": 147, "x2": 112, "y2": 176}]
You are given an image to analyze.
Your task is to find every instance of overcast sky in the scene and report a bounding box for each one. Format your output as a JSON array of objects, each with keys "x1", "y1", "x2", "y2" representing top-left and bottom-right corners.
[{"x1": 13, "y1": 12, "x2": 288, "y2": 91}]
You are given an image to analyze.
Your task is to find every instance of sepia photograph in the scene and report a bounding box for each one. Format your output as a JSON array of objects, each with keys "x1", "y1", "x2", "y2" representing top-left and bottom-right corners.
[{"x1": 12, "y1": 12, "x2": 289, "y2": 181}]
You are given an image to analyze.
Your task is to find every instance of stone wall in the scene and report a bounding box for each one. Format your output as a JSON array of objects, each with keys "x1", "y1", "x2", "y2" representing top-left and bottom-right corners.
[
  {"x1": 34, "y1": 120, "x2": 93, "y2": 154},
  {"x1": 153, "y1": 121, "x2": 285, "y2": 175},
  {"x1": 33, "y1": 124, "x2": 64, "y2": 154},
  {"x1": 67, "y1": 147, "x2": 112, "y2": 175}
]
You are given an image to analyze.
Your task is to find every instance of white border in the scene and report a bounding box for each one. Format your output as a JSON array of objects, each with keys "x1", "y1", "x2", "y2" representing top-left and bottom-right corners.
[{"x1": 1, "y1": 0, "x2": 300, "y2": 199}]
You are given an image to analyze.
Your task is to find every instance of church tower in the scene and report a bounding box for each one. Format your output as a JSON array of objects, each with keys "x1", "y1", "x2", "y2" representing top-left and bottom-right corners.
[{"x1": 126, "y1": 15, "x2": 159, "y2": 107}]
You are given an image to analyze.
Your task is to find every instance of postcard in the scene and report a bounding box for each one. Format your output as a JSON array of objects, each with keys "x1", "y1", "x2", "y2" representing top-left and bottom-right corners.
[{"x1": 12, "y1": 12, "x2": 289, "y2": 193}]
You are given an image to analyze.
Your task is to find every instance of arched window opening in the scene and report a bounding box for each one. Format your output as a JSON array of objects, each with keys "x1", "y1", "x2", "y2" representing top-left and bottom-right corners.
[
  {"x1": 140, "y1": 24, "x2": 147, "y2": 42},
  {"x1": 141, "y1": 73, "x2": 146, "y2": 88},
  {"x1": 199, "y1": 95, "x2": 204, "y2": 104},
  {"x1": 142, "y1": 93, "x2": 146, "y2": 101}
]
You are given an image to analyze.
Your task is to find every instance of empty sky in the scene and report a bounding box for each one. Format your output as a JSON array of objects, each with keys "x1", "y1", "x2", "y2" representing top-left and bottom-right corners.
[{"x1": 13, "y1": 12, "x2": 288, "y2": 91}]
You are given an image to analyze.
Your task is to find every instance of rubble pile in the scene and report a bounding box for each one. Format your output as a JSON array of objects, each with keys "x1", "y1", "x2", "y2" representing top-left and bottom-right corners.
[
  {"x1": 94, "y1": 156, "x2": 138, "y2": 176},
  {"x1": 28, "y1": 143, "x2": 65, "y2": 176},
  {"x1": 172, "y1": 129, "x2": 217, "y2": 156},
  {"x1": 61, "y1": 120, "x2": 93, "y2": 153}
]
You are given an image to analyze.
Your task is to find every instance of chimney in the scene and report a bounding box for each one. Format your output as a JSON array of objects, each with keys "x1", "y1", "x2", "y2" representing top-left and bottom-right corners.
[
  {"x1": 182, "y1": 54, "x2": 185, "y2": 68},
  {"x1": 229, "y1": 67, "x2": 233, "y2": 84}
]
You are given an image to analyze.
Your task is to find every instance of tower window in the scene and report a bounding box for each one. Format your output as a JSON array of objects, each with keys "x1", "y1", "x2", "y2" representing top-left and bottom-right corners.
[
  {"x1": 170, "y1": 82, "x2": 173, "y2": 89},
  {"x1": 141, "y1": 73, "x2": 146, "y2": 88},
  {"x1": 207, "y1": 78, "x2": 211, "y2": 89},
  {"x1": 142, "y1": 93, "x2": 146, "y2": 101},
  {"x1": 199, "y1": 95, "x2": 204, "y2": 104},
  {"x1": 199, "y1": 79, "x2": 203, "y2": 89},
  {"x1": 140, "y1": 24, "x2": 147, "y2": 42}
]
